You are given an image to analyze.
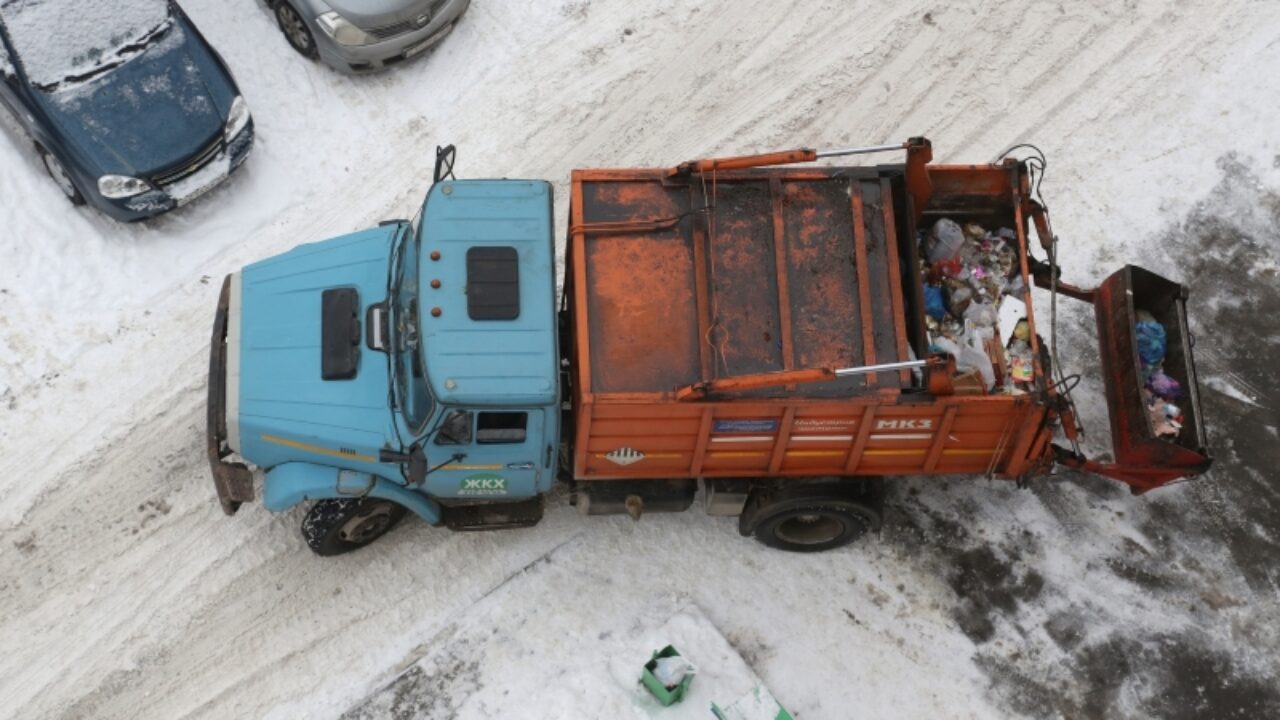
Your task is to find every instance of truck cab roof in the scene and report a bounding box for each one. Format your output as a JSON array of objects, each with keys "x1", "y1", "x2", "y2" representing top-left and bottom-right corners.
[{"x1": 417, "y1": 179, "x2": 558, "y2": 407}]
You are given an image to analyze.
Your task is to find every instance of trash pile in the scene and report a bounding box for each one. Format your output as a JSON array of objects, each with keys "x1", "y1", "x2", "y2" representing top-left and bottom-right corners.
[
  {"x1": 1136, "y1": 309, "x2": 1184, "y2": 439},
  {"x1": 919, "y1": 218, "x2": 1032, "y2": 393}
]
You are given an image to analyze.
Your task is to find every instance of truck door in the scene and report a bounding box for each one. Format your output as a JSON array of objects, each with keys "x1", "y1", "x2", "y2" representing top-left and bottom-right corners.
[{"x1": 425, "y1": 408, "x2": 545, "y2": 500}]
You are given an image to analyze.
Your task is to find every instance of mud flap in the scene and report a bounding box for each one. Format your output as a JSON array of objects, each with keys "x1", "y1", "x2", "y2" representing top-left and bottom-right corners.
[{"x1": 1063, "y1": 265, "x2": 1212, "y2": 492}]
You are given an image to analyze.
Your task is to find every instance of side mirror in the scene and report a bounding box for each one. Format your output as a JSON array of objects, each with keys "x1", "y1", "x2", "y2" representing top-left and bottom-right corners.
[
  {"x1": 379, "y1": 443, "x2": 428, "y2": 485},
  {"x1": 438, "y1": 410, "x2": 472, "y2": 444},
  {"x1": 433, "y1": 144, "x2": 456, "y2": 183},
  {"x1": 407, "y1": 444, "x2": 427, "y2": 485}
]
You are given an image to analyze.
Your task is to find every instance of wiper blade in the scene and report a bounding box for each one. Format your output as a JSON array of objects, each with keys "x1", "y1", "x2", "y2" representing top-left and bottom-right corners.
[
  {"x1": 56, "y1": 58, "x2": 127, "y2": 87},
  {"x1": 116, "y1": 19, "x2": 173, "y2": 55},
  {"x1": 50, "y1": 18, "x2": 173, "y2": 88}
]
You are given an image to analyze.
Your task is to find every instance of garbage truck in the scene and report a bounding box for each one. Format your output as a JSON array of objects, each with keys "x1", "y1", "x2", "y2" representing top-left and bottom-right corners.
[{"x1": 207, "y1": 138, "x2": 1212, "y2": 555}]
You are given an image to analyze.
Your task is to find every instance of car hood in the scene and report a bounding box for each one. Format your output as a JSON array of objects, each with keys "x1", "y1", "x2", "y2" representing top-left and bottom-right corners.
[
  {"x1": 37, "y1": 21, "x2": 233, "y2": 177},
  {"x1": 324, "y1": 0, "x2": 436, "y2": 28},
  {"x1": 234, "y1": 226, "x2": 399, "y2": 471}
]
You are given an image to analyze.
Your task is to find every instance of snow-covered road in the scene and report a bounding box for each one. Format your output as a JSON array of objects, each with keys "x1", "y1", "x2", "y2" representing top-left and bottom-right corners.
[{"x1": 2, "y1": 1, "x2": 1279, "y2": 718}]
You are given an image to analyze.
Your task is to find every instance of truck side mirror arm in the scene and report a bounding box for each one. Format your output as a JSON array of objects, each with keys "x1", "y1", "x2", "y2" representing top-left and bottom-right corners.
[{"x1": 379, "y1": 444, "x2": 432, "y2": 485}]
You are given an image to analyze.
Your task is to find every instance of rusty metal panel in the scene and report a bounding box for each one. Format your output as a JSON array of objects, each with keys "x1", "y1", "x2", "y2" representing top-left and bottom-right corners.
[
  {"x1": 582, "y1": 181, "x2": 700, "y2": 394},
  {"x1": 783, "y1": 179, "x2": 865, "y2": 395},
  {"x1": 704, "y1": 180, "x2": 783, "y2": 379},
  {"x1": 857, "y1": 179, "x2": 905, "y2": 389},
  {"x1": 575, "y1": 167, "x2": 915, "y2": 401}
]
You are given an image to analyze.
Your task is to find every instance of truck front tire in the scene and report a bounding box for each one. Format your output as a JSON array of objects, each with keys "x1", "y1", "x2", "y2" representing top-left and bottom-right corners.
[{"x1": 301, "y1": 498, "x2": 407, "y2": 556}]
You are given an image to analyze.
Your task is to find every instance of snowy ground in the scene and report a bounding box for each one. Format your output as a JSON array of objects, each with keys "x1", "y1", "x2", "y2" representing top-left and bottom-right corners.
[{"x1": 2, "y1": 1, "x2": 1279, "y2": 718}]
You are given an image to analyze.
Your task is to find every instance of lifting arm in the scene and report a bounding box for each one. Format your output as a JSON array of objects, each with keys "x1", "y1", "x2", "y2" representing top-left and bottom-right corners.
[{"x1": 674, "y1": 356, "x2": 955, "y2": 401}]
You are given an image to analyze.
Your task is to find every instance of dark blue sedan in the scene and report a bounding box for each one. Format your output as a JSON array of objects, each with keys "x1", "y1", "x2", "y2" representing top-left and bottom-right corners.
[{"x1": 0, "y1": 0, "x2": 253, "y2": 221}]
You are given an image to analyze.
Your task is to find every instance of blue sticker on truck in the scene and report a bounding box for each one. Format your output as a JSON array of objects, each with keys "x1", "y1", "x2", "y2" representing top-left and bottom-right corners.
[{"x1": 712, "y1": 419, "x2": 780, "y2": 433}]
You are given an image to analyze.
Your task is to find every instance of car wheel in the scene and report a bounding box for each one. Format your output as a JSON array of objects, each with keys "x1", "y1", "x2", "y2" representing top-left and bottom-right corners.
[
  {"x1": 301, "y1": 498, "x2": 408, "y2": 556},
  {"x1": 38, "y1": 145, "x2": 84, "y2": 206},
  {"x1": 275, "y1": 2, "x2": 318, "y2": 59},
  {"x1": 751, "y1": 501, "x2": 877, "y2": 553}
]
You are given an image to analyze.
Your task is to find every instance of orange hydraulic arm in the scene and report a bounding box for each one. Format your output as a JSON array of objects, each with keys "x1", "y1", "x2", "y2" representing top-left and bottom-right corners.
[
  {"x1": 675, "y1": 356, "x2": 955, "y2": 401},
  {"x1": 668, "y1": 137, "x2": 935, "y2": 219}
]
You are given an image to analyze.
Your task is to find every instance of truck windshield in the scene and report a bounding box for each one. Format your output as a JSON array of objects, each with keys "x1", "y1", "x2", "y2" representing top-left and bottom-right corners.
[{"x1": 390, "y1": 225, "x2": 433, "y2": 433}]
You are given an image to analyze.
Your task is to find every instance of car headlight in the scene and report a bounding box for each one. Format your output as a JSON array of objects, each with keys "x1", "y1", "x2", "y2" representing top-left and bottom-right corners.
[
  {"x1": 98, "y1": 175, "x2": 150, "y2": 199},
  {"x1": 316, "y1": 11, "x2": 373, "y2": 46},
  {"x1": 225, "y1": 95, "x2": 251, "y2": 142}
]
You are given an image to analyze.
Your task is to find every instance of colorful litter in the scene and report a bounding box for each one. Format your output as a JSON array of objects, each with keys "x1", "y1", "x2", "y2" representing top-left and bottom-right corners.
[{"x1": 919, "y1": 218, "x2": 1033, "y2": 394}]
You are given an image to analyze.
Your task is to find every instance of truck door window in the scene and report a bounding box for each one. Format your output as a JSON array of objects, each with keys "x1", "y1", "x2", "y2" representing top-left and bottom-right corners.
[
  {"x1": 434, "y1": 410, "x2": 472, "y2": 445},
  {"x1": 476, "y1": 412, "x2": 527, "y2": 444}
]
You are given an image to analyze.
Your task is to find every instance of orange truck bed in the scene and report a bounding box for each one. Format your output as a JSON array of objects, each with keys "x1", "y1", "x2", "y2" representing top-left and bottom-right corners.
[{"x1": 564, "y1": 140, "x2": 1211, "y2": 492}]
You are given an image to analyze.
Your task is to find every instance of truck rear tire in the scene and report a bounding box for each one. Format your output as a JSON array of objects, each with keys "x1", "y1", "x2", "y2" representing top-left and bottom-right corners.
[
  {"x1": 752, "y1": 502, "x2": 877, "y2": 552},
  {"x1": 301, "y1": 498, "x2": 407, "y2": 556},
  {"x1": 742, "y1": 481, "x2": 883, "y2": 553}
]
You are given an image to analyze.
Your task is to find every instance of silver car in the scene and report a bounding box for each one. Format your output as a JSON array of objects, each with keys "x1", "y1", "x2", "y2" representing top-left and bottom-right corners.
[{"x1": 268, "y1": 0, "x2": 469, "y2": 73}]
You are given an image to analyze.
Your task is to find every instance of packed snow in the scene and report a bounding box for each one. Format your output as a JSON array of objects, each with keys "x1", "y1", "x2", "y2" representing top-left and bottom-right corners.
[{"x1": 2, "y1": 1, "x2": 1279, "y2": 719}]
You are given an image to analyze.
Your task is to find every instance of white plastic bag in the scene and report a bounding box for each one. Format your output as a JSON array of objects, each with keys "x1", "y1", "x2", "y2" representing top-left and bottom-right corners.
[
  {"x1": 928, "y1": 218, "x2": 965, "y2": 263},
  {"x1": 652, "y1": 655, "x2": 696, "y2": 689},
  {"x1": 934, "y1": 335, "x2": 994, "y2": 390}
]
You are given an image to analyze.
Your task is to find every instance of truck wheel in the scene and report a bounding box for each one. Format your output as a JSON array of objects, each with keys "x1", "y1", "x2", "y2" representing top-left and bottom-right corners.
[
  {"x1": 752, "y1": 501, "x2": 877, "y2": 553},
  {"x1": 301, "y1": 498, "x2": 407, "y2": 556}
]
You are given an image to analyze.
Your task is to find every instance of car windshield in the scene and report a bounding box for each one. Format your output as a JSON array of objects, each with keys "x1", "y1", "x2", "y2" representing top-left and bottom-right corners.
[
  {"x1": 0, "y1": 0, "x2": 172, "y2": 87},
  {"x1": 389, "y1": 224, "x2": 434, "y2": 433}
]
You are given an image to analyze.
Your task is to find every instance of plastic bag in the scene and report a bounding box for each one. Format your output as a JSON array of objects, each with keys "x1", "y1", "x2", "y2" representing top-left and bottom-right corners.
[
  {"x1": 1144, "y1": 388, "x2": 1183, "y2": 438},
  {"x1": 945, "y1": 283, "x2": 973, "y2": 317},
  {"x1": 934, "y1": 336, "x2": 994, "y2": 390},
  {"x1": 1135, "y1": 311, "x2": 1167, "y2": 367},
  {"x1": 930, "y1": 257, "x2": 962, "y2": 282},
  {"x1": 1146, "y1": 370, "x2": 1183, "y2": 399},
  {"x1": 963, "y1": 301, "x2": 998, "y2": 328},
  {"x1": 959, "y1": 339, "x2": 996, "y2": 390},
  {"x1": 924, "y1": 285, "x2": 947, "y2": 319},
  {"x1": 652, "y1": 655, "x2": 696, "y2": 689},
  {"x1": 928, "y1": 218, "x2": 965, "y2": 263}
]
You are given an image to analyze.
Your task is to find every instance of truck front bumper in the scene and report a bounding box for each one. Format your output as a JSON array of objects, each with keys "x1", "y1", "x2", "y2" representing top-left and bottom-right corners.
[{"x1": 208, "y1": 274, "x2": 254, "y2": 515}]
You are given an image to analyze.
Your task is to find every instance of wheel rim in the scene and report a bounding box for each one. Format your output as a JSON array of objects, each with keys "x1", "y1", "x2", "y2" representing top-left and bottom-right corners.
[
  {"x1": 773, "y1": 513, "x2": 845, "y2": 546},
  {"x1": 43, "y1": 153, "x2": 76, "y2": 199},
  {"x1": 277, "y1": 5, "x2": 312, "y2": 51},
  {"x1": 338, "y1": 504, "x2": 393, "y2": 544}
]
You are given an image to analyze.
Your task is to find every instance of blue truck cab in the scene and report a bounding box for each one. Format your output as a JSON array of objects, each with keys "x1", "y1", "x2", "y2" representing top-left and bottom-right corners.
[{"x1": 208, "y1": 178, "x2": 559, "y2": 554}]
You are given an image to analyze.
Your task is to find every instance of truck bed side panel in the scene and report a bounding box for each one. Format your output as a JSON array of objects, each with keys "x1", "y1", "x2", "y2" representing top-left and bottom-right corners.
[{"x1": 577, "y1": 398, "x2": 1047, "y2": 480}]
